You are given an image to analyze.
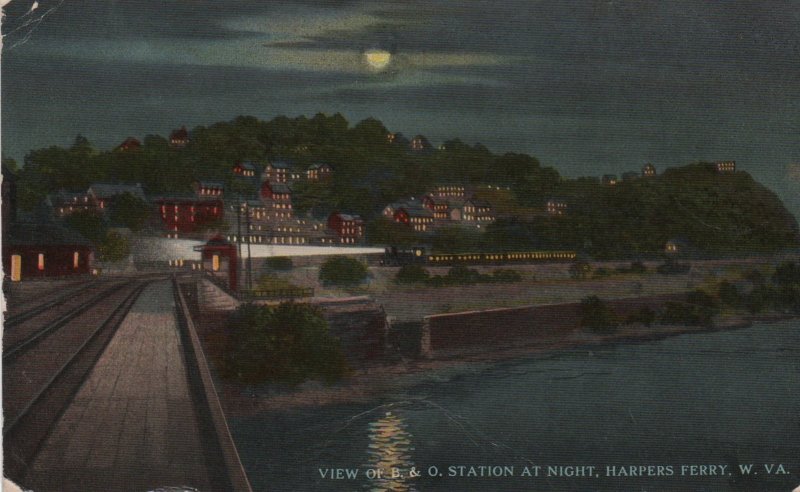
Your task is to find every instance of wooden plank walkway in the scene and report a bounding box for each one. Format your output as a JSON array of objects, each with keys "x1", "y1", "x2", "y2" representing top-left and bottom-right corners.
[{"x1": 24, "y1": 280, "x2": 214, "y2": 492}]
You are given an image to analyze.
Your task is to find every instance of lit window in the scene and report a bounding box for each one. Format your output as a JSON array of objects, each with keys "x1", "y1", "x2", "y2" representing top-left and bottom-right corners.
[
  {"x1": 38, "y1": 253, "x2": 45, "y2": 271},
  {"x1": 73, "y1": 252, "x2": 80, "y2": 269}
]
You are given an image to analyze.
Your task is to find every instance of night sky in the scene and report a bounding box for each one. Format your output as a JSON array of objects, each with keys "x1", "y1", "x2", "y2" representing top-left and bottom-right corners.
[{"x1": 2, "y1": 1, "x2": 799, "y2": 217}]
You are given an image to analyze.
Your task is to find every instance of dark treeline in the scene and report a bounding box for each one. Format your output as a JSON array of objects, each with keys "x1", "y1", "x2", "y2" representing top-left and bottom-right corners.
[{"x1": 5, "y1": 113, "x2": 799, "y2": 257}]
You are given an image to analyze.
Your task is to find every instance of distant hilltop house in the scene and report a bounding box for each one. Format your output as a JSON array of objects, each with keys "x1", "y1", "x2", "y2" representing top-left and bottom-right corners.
[
  {"x1": 546, "y1": 198, "x2": 568, "y2": 216},
  {"x1": 715, "y1": 160, "x2": 736, "y2": 173},
  {"x1": 410, "y1": 135, "x2": 433, "y2": 153},
  {"x1": 306, "y1": 163, "x2": 334, "y2": 181},
  {"x1": 116, "y1": 137, "x2": 141, "y2": 151},
  {"x1": 232, "y1": 161, "x2": 258, "y2": 177},
  {"x1": 642, "y1": 163, "x2": 657, "y2": 177},
  {"x1": 327, "y1": 212, "x2": 365, "y2": 244},
  {"x1": 602, "y1": 174, "x2": 618, "y2": 186},
  {"x1": 192, "y1": 180, "x2": 224, "y2": 197},
  {"x1": 169, "y1": 126, "x2": 190, "y2": 147}
]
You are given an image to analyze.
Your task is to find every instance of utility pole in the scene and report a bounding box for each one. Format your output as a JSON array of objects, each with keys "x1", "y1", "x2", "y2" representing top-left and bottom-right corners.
[
  {"x1": 245, "y1": 201, "x2": 253, "y2": 291},
  {"x1": 236, "y1": 197, "x2": 242, "y2": 291}
]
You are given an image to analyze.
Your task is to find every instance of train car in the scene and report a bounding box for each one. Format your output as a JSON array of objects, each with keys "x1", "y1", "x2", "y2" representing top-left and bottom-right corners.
[
  {"x1": 427, "y1": 250, "x2": 577, "y2": 265},
  {"x1": 384, "y1": 246, "x2": 577, "y2": 266}
]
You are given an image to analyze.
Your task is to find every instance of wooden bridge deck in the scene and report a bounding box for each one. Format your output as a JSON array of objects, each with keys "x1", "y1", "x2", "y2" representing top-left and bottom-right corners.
[{"x1": 23, "y1": 280, "x2": 214, "y2": 492}]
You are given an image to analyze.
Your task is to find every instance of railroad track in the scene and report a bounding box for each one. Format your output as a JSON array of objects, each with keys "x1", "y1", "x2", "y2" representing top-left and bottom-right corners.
[
  {"x1": 3, "y1": 282, "x2": 129, "y2": 360},
  {"x1": 3, "y1": 280, "x2": 100, "y2": 327},
  {"x1": 3, "y1": 280, "x2": 151, "y2": 482}
]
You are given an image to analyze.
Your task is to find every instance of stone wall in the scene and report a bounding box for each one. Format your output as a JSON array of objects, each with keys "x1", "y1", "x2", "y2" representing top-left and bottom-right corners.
[{"x1": 420, "y1": 294, "x2": 686, "y2": 357}]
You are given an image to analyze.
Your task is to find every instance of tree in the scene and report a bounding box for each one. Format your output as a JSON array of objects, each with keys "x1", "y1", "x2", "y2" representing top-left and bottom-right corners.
[
  {"x1": 580, "y1": 296, "x2": 619, "y2": 333},
  {"x1": 65, "y1": 210, "x2": 107, "y2": 244},
  {"x1": 395, "y1": 264, "x2": 430, "y2": 284},
  {"x1": 223, "y1": 302, "x2": 348, "y2": 384},
  {"x1": 98, "y1": 231, "x2": 131, "y2": 262},
  {"x1": 319, "y1": 257, "x2": 369, "y2": 286},
  {"x1": 109, "y1": 192, "x2": 150, "y2": 231}
]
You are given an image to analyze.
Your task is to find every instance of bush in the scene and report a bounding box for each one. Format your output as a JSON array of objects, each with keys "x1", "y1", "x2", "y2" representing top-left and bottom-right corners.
[
  {"x1": 658, "y1": 302, "x2": 714, "y2": 327},
  {"x1": 629, "y1": 261, "x2": 647, "y2": 274},
  {"x1": 773, "y1": 261, "x2": 800, "y2": 287},
  {"x1": 686, "y1": 289, "x2": 716, "y2": 309},
  {"x1": 223, "y1": 302, "x2": 348, "y2": 385},
  {"x1": 265, "y1": 256, "x2": 293, "y2": 271},
  {"x1": 593, "y1": 267, "x2": 611, "y2": 278},
  {"x1": 657, "y1": 260, "x2": 691, "y2": 274},
  {"x1": 626, "y1": 307, "x2": 656, "y2": 327},
  {"x1": 395, "y1": 264, "x2": 430, "y2": 284},
  {"x1": 569, "y1": 261, "x2": 592, "y2": 280},
  {"x1": 580, "y1": 296, "x2": 619, "y2": 333},
  {"x1": 718, "y1": 281, "x2": 741, "y2": 307},
  {"x1": 319, "y1": 256, "x2": 368, "y2": 286},
  {"x1": 491, "y1": 269, "x2": 522, "y2": 283}
]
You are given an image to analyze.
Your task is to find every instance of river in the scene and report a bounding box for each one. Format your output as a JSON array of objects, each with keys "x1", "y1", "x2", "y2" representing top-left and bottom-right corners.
[{"x1": 230, "y1": 320, "x2": 800, "y2": 491}]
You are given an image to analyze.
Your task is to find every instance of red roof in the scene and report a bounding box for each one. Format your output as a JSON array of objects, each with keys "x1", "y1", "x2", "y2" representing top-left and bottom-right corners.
[{"x1": 118, "y1": 137, "x2": 141, "y2": 150}]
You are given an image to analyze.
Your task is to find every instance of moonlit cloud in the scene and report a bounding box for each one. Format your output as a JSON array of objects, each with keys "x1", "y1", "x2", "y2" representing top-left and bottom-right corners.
[{"x1": 787, "y1": 163, "x2": 800, "y2": 183}]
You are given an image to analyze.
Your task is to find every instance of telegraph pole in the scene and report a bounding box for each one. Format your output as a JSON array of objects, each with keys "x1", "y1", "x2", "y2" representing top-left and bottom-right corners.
[{"x1": 245, "y1": 201, "x2": 253, "y2": 291}]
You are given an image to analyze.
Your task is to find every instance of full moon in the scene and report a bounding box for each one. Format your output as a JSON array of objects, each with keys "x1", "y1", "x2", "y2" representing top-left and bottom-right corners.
[{"x1": 364, "y1": 49, "x2": 392, "y2": 70}]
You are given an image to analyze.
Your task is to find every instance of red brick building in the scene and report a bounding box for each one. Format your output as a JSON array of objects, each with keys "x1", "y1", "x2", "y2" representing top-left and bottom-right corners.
[
  {"x1": 327, "y1": 212, "x2": 364, "y2": 244},
  {"x1": 3, "y1": 220, "x2": 93, "y2": 280},
  {"x1": 153, "y1": 196, "x2": 224, "y2": 236}
]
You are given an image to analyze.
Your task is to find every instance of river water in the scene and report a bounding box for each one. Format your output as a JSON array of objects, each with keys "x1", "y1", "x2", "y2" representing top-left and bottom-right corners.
[{"x1": 230, "y1": 321, "x2": 800, "y2": 491}]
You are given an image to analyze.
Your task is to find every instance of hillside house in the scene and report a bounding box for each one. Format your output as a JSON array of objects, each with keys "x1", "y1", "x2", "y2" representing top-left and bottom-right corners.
[
  {"x1": 410, "y1": 135, "x2": 433, "y2": 152},
  {"x1": 192, "y1": 180, "x2": 224, "y2": 197},
  {"x1": 432, "y1": 185, "x2": 467, "y2": 199},
  {"x1": 260, "y1": 181, "x2": 293, "y2": 219},
  {"x1": 232, "y1": 161, "x2": 258, "y2": 177},
  {"x1": 546, "y1": 198, "x2": 568, "y2": 216},
  {"x1": 48, "y1": 191, "x2": 95, "y2": 217},
  {"x1": 87, "y1": 183, "x2": 147, "y2": 210},
  {"x1": 422, "y1": 195, "x2": 450, "y2": 220},
  {"x1": 715, "y1": 161, "x2": 736, "y2": 173},
  {"x1": 116, "y1": 137, "x2": 141, "y2": 151},
  {"x1": 395, "y1": 206, "x2": 434, "y2": 232},
  {"x1": 264, "y1": 160, "x2": 302, "y2": 183},
  {"x1": 328, "y1": 212, "x2": 365, "y2": 244},
  {"x1": 602, "y1": 174, "x2": 618, "y2": 186},
  {"x1": 169, "y1": 126, "x2": 190, "y2": 147},
  {"x1": 642, "y1": 163, "x2": 657, "y2": 177},
  {"x1": 307, "y1": 163, "x2": 334, "y2": 181},
  {"x1": 462, "y1": 199, "x2": 494, "y2": 224}
]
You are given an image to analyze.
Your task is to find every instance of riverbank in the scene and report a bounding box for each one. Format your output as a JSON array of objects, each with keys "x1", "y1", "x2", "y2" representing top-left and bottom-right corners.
[{"x1": 212, "y1": 310, "x2": 796, "y2": 419}]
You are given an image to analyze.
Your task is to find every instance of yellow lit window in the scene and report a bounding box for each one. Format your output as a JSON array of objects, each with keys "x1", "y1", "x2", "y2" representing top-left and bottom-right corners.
[
  {"x1": 38, "y1": 253, "x2": 45, "y2": 271},
  {"x1": 73, "y1": 252, "x2": 80, "y2": 269}
]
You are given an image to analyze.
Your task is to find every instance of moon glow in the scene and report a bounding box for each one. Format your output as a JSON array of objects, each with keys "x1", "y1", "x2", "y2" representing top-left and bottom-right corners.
[{"x1": 365, "y1": 49, "x2": 392, "y2": 70}]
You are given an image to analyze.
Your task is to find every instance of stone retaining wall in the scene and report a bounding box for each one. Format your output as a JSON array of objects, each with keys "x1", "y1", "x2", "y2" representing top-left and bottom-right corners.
[{"x1": 420, "y1": 294, "x2": 686, "y2": 357}]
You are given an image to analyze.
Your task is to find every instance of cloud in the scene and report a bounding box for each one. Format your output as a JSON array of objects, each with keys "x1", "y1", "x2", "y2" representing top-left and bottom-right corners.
[{"x1": 787, "y1": 163, "x2": 800, "y2": 183}]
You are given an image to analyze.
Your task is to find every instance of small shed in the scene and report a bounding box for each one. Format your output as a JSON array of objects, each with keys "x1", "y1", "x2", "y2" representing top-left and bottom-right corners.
[{"x1": 196, "y1": 235, "x2": 238, "y2": 291}]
